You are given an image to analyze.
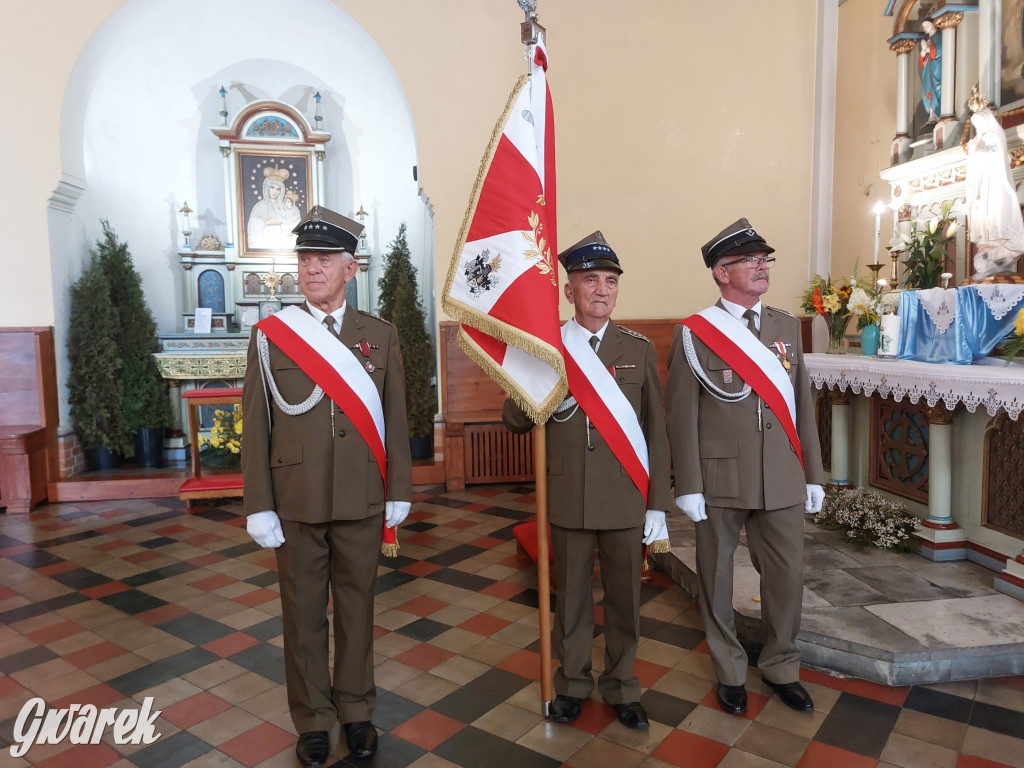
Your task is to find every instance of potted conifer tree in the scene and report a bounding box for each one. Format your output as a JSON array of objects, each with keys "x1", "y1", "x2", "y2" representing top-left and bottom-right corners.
[
  {"x1": 96, "y1": 221, "x2": 171, "y2": 467},
  {"x1": 378, "y1": 223, "x2": 436, "y2": 459},
  {"x1": 67, "y1": 246, "x2": 132, "y2": 470}
]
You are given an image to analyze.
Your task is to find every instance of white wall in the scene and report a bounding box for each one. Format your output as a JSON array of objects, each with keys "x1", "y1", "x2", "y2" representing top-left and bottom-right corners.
[{"x1": 49, "y1": 0, "x2": 431, "y2": 424}]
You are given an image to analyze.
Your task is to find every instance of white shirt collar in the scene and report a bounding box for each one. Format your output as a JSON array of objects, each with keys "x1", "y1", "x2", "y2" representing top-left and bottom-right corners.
[
  {"x1": 720, "y1": 298, "x2": 762, "y2": 328},
  {"x1": 570, "y1": 317, "x2": 610, "y2": 345},
  {"x1": 306, "y1": 300, "x2": 346, "y2": 330}
]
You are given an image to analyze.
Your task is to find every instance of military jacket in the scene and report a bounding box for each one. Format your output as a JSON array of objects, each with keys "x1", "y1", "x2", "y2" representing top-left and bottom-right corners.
[
  {"x1": 664, "y1": 303, "x2": 825, "y2": 511},
  {"x1": 242, "y1": 304, "x2": 413, "y2": 523},
  {"x1": 503, "y1": 321, "x2": 673, "y2": 529}
]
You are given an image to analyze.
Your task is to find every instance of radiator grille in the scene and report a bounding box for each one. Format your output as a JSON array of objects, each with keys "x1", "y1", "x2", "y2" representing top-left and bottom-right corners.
[{"x1": 464, "y1": 423, "x2": 534, "y2": 484}]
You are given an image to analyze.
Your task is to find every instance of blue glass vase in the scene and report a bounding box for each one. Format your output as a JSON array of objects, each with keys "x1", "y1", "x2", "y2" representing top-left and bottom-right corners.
[{"x1": 860, "y1": 324, "x2": 880, "y2": 356}]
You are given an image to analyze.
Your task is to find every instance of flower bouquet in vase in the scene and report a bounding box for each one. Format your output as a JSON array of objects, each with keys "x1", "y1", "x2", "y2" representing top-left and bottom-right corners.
[
  {"x1": 847, "y1": 284, "x2": 883, "y2": 355},
  {"x1": 198, "y1": 406, "x2": 243, "y2": 469},
  {"x1": 800, "y1": 274, "x2": 869, "y2": 354}
]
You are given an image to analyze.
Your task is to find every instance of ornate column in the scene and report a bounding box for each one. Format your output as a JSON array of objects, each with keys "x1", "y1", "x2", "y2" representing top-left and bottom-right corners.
[
  {"x1": 890, "y1": 39, "x2": 916, "y2": 165},
  {"x1": 828, "y1": 388, "x2": 853, "y2": 488},
  {"x1": 933, "y1": 12, "x2": 964, "y2": 150},
  {"x1": 913, "y1": 403, "x2": 967, "y2": 560}
]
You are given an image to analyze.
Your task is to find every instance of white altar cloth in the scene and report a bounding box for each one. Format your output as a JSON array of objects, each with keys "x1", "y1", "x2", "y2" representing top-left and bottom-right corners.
[{"x1": 804, "y1": 353, "x2": 1024, "y2": 420}]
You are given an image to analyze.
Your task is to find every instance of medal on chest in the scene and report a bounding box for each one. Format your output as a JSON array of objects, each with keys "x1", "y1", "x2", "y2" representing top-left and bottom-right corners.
[
  {"x1": 769, "y1": 341, "x2": 791, "y2": 371},
  {"x1": 353, "y1": 340, "x2": 380, "y2": 372}
]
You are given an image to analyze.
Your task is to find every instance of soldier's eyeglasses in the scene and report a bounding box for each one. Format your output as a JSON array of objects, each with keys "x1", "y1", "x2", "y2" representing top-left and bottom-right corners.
[{"x1": 719, "y1": 255, "x2": 776, "y2": 269}]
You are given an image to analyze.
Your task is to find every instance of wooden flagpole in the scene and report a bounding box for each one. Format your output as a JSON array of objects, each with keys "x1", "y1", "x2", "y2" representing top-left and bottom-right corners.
[{"x1": 533, "y1": 422, "x2": 553, "y2": 715}]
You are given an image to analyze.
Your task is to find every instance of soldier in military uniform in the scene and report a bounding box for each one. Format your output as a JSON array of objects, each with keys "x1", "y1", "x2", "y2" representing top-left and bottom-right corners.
[
  {"x1": 503, "y1": 232, "x2": 673, "y2": 729},
  {"x1": 664, "y1": 218, "x2": 825, "y2": 716},
  {"x1": 242, "y1": 206, "x2": 413, "y2": 765}
]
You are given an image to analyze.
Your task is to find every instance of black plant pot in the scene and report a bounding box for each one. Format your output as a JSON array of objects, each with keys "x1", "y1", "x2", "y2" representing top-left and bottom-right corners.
[
  {"x1": 409, "y1": 434, "x2": 433, "y2": 461},
  {"x1": 83, "y1": 445, "x2": 123, "y2": 472},
  {"x1": 134, "y1": 427, "x2": 166, "y2": 468}
]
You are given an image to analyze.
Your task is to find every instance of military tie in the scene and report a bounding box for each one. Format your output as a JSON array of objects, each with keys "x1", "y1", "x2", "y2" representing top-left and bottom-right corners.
[
  {"x1": 589, "y1": 335, "x2": 600, "y2": 352},
  {"x1": 743, "y1": 309, "x2": 759, "y2": 339},
  {"x1": 323, "y1": 315, "x2": 340, "y2": 338}
]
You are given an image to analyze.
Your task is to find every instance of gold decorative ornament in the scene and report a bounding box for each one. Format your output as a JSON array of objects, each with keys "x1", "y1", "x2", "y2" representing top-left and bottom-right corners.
[
  {"x1": 933, "y1": 12, "x2": 963, "y2": 30},
  {"x1": 889, "y1": 39, "x2": 917, "y2": 55},
  {"x1": 263, "y1": 166, "x2": 290, "y2": 182},
  {"x1": 262, "y1": 271, "x2": 283, "y2": 300},
  {"x1": 198, "y1": 233, "x2": 223, "y2": 251}
]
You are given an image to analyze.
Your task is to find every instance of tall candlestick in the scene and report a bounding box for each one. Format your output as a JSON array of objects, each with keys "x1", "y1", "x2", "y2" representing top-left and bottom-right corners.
[{"x1": 872, "y1": 201, "x2": 886, "y2": 265}]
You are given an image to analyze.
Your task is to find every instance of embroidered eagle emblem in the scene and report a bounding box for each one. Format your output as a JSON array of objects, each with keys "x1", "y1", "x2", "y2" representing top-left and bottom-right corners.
[{"x1": 465, "y1": 249, "x2": 502, "y2": 296}]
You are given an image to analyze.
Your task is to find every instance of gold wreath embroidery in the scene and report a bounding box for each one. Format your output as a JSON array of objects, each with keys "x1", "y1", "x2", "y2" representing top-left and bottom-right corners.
[{"x1": 522, "y1": 211, "x2": 556, "y2": 286}]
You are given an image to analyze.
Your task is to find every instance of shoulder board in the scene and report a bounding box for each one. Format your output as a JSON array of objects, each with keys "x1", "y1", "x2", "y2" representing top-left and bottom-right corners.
[
  {"x1": 765, "y1": 305, "x2": 796, "y2": 319},
  {"x1": 617, "y1": 326, "x2": 650, "y2": 342},
  {"x1": 357, "y1": 309, "x2": 394, "y2": 327}
]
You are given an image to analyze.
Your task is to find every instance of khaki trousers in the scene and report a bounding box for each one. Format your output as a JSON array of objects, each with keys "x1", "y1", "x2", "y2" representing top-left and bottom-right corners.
[
  {"x1": 695, "y1": 503, "x2": 804, "y2": 687},
  {"x1": 551, "y1": 524, "x2": 643, "y2": 704},
  {"x1": 277, "y1": 514, "x2": 381, "y2": 732}
]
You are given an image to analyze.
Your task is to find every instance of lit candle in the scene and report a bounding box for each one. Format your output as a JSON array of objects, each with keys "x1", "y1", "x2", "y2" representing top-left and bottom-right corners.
[{"x1": 872, "y1": 201, "x2": 886, "y2": 265}]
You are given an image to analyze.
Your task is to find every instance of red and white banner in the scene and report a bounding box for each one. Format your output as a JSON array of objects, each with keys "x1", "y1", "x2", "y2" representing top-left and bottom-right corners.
[
  {"x1": 441, "y1": 33, "x2": 566, "y2": 424},
  {"x1": 255, "y1": 306, "x2": 387, "y2": 489},
  {"x1": 562, "y1": 321, "x2": 649, "y2": 502},
  {"x1": 681, "y1": 307, "x2": 803, "y2": 468}
]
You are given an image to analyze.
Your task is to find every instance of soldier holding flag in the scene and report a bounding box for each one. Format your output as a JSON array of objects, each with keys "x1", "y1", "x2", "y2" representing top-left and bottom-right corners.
[{"x1": 503, "y1": 232, "x2": 674, "y2": 729}]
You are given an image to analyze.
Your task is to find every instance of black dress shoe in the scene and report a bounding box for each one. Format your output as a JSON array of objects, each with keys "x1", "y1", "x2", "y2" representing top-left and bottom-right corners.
[
  {"x1": 296, "y1": 731, "x2": 329, "y2": 767},
  {"x1": 612, "y1": 701, "x2": 649, "y2": 729},
  {"x1": 763, "y1": 678, "x2": 814, "y2": 711},
  {"x1": 716, "y1": 684, "x2": 747, "y2": 715},
  {"x1": 549, "y1": 695, "x2": 582, "y2": 723},
  {"x1": 343, "y1": 721, "x2": 378, "y2": 758}
]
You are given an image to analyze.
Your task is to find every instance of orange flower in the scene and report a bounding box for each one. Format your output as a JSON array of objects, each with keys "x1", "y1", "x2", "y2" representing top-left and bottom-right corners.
[{"x1": 811, "y1": 288, "x2": 825, "y2": 316}]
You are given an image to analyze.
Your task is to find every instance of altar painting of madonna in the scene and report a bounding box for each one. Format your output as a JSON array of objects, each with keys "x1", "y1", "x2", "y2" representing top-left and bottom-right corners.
[
  {"x1": 1002, "y1": 0, "x2": 1024, "y2": 106},
  {"x1": 238, "y1": 150, "x2": 311, "y2": 256}
]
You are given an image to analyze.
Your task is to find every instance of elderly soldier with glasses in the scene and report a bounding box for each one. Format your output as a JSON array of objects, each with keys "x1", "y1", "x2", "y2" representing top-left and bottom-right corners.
[{"x1": 664, "y1": 218, "x2": 825, "y2": 717}]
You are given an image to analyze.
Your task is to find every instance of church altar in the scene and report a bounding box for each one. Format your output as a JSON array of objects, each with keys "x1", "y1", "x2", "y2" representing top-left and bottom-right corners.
[
  {"x1": 805, "y1": 352, "x2": 1024, "y2": 602},
  {"x1": 897, "y1": 284, "x2": 1024, "y2": 365}
]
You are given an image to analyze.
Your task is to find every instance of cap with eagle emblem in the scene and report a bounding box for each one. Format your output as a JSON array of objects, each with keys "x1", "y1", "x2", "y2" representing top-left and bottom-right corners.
[
  {"x1": 557, "y1": 231, "x2": 622, "y2": 274},
  {"x1": 292, "y1": 205, "x2": 364, "y2": 253},
  {"x1": 700, "y1": 217, "x2": 775, "y2": 268}
]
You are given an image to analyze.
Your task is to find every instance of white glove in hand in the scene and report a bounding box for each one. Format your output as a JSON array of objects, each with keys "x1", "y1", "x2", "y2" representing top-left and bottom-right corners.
[
  {"x1": 247, "y1": 510, "x2": 285, "y2": 548},
  {"x1": 642, "y1": 510, "x2": 667, "y2": 545},
  {"x1": 385, "y1": 500, "x2": 411, "y2": 528},
  {"x1": 675, "y1": 493, "x2": 708, "y2": 523},
  {"x1": 805, "y1": 484, "x2": 825, "y2": 514}
]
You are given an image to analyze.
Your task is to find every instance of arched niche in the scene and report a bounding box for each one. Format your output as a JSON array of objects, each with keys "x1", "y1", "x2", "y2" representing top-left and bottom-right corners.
[{"x1": 47, "y1": 0, "x2": 435, "y2": 427}]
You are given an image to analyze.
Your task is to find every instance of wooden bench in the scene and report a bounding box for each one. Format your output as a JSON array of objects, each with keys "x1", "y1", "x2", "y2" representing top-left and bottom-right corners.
[{"x1": 0, "y1": 328, "x2": 58, "y2": 513}]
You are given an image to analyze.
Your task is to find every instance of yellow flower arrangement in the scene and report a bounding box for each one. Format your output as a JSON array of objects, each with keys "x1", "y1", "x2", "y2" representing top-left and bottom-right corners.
[
  {"x1": 800, "y1": 274, "x2": 871, "y2": 353},
  {"x1": 1003, "y1": 307, "x2": 1024, "y2": 364},
  {"x1": 198, "y1": 406, "x2": 243, "y2": 467}
]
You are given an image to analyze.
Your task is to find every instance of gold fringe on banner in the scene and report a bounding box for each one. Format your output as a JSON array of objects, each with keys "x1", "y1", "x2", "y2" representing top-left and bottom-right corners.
[{"x1": 440, "y1": 72, "x2": 568, "y2": 425}]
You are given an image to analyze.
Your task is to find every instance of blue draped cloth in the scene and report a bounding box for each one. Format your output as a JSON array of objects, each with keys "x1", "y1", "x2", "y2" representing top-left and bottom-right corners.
[{"x1": 897, "y1": 285, "x2": 1023, "y2": 364}]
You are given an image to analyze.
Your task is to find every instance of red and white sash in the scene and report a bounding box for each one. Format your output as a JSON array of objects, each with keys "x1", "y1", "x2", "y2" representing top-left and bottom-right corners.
[
  {"x1": 681, "y1": 306, "x2": 803, "y2": 468},
  {"x1": 562, "y1": 320, "x2": 650, "y2": 502},
  {"x1": 255, "y1": 306, "x2": 387, "y2": 490}
]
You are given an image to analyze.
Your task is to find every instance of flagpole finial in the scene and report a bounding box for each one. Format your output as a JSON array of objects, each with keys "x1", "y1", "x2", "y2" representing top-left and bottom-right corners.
[{"x1": 519, "y1": 0, "x2": 543, "y2": 47}]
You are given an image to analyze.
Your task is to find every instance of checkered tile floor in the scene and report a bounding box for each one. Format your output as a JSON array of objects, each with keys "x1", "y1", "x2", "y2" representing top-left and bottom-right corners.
[{"x1": 1, "y1": 484, "x2": 1022, "y2": 768}]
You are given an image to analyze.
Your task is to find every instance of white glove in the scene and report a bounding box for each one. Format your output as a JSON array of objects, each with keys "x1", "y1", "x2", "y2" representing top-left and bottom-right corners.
[
  {"x1": 642, "y1": 510, "x2": 667, "y2": 545},
  {"x1": 385, "y1": 500, "x2": 411, "y2": 528},
  {"x1": 675, "y1": 493, "x2": 708, "y2": 523},
  {"x1": 247, "y1": 510, "x2": 285, "y2": 548},
  {"x1": 805, "y1": 484, "x2": 825, "y2": 514}
]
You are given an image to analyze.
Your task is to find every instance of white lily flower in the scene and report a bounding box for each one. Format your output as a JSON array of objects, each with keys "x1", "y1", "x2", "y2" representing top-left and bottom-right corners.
[
  {"x1": 945, "y1": 220, "x2": 959, "y2": 238},
  {"x1": 927, "y1": 217, "x2": 939, "y2": 234}
]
